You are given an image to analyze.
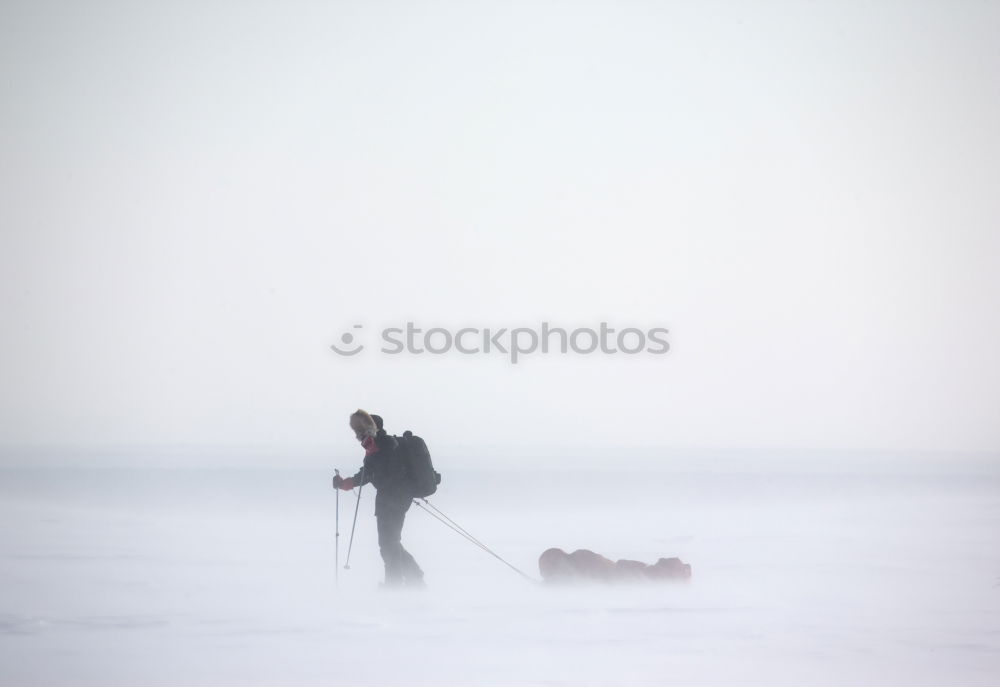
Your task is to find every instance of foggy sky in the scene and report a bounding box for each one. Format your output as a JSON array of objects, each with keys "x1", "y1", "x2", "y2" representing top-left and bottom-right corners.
[{"x1": 1, "y1": 1, "x2": 998, "y2": 462}]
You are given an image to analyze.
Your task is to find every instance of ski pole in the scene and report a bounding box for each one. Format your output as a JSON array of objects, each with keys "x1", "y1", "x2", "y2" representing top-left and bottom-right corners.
[
  {"x1": 334, "y1": 469, "x2": 340, "y2": 586},
  {"x1": 343, "y1": 466, "x2": 366, "y2": 570}
]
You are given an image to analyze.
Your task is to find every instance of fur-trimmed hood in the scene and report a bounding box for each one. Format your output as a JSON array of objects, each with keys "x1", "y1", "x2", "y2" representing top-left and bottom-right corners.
[{"x1": 349, "y1": 409, "x2": 378, "y2": 439}]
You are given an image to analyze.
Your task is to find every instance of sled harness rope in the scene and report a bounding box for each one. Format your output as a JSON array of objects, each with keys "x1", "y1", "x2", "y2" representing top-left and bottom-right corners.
[{"x1": 413, "y1": 498, "x2": 536, "y2": 581}]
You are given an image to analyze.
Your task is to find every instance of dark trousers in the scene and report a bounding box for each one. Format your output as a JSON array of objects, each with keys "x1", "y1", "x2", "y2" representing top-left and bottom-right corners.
[{"x1": 376, "y1": 498, "x2": 423, "y2": 584}]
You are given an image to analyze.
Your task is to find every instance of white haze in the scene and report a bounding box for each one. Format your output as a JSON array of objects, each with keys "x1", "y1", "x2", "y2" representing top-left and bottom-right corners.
[
  {"x1": 1, "y1": 0, "x2": 999, "y2": 459},
  {"x1": 1, "y1": 2, "x2": 999, "y2": 685}
]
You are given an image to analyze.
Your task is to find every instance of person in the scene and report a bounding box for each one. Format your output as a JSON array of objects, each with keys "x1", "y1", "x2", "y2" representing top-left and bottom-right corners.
[{"x1": 334, "y1": 409, "x2": 425, "y2": 587}]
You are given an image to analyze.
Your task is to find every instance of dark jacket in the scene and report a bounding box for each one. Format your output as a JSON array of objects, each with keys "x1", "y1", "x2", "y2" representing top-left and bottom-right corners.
[{"x1": 350, "y1": 430, "x2": 411, "y2": 512}]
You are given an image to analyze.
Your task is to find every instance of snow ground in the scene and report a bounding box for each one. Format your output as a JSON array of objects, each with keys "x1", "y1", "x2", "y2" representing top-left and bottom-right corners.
[{"x1": 1, "y1": 460, "x2": 998, "y2": 686}]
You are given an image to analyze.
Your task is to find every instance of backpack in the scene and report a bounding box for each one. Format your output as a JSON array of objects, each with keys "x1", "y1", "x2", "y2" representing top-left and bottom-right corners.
[{"x1": 395, "y1": 430, "x2": 441, "y2": 498}]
